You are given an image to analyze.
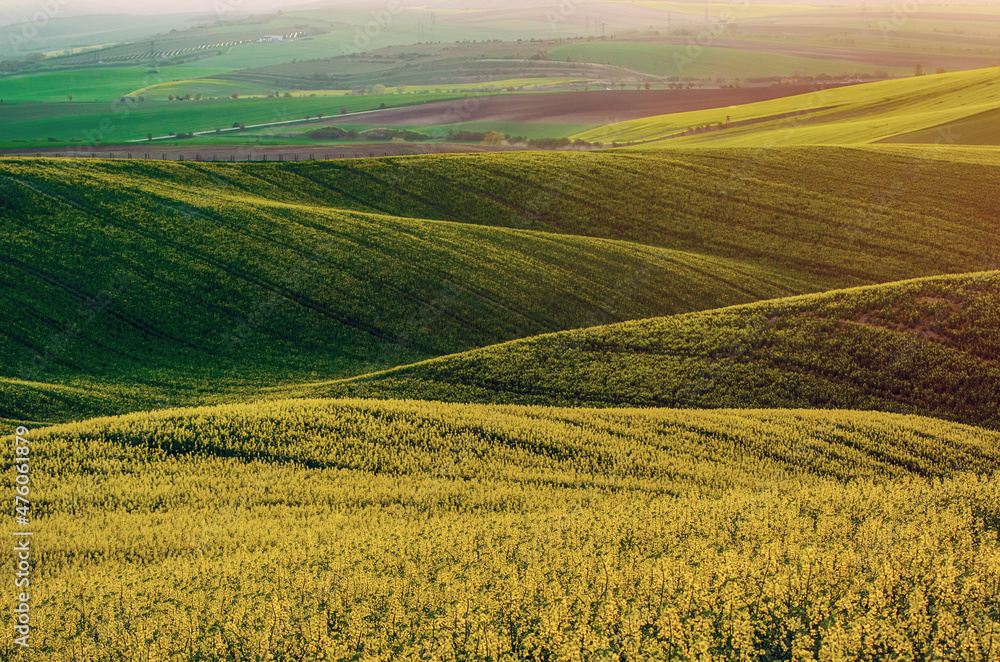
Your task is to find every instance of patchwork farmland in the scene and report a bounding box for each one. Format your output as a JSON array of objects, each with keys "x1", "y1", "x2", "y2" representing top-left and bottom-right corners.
[{"x1": 2, "y1": 1, "x2": 999, "y2": 659}]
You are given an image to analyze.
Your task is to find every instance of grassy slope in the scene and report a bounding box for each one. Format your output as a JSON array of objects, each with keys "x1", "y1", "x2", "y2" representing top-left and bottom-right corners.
[
  {"x1": 266, "y1": 147, "x2": 1000, "y2": 286},
  {"x1": 6, "y1": 399, "x2": 999, "y2": 658},
  {"x1": 572, "y1": 67, "x2": 1000, "y2": 145},
  {"x1": 3, "y1": 145, "x2": 998, "y2": 424},
  {"x1": 0, "y1": 157, "x2": 809, "y2": 424},
  {"x1": 546, "y1": 42, "x2": 909, "y2": 79},
  {"x1": 0, "y1": 66, "x2": 234, "y2": 103},
  {"x1": 288, "y1": 272, "x2": 1000, "y2": 429},
  {"x1": 881, "y1": 106, "x2": 1000, "y2": 146}
]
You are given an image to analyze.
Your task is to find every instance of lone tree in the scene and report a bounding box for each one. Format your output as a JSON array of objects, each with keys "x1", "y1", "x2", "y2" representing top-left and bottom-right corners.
[
  {"x1": 915, "y1": 63, "x2": 925, "y2": 76},
  {"x1": 68, "y1": 93, "x2": 74, "y2": 101},
  {"x1": 231, "y1": 91, "x2": 240, "y2": 99}
]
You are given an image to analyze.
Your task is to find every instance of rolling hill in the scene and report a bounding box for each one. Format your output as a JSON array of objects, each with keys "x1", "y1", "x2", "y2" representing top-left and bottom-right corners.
[
  {"x1": 572, "y1": 67, "x2": 1000, "y2": 146},
  {"x1": 4, "y1": 47, "x2": 1000, "y2": 661},
  {"x1": 0, "y1": 156, "x2": 812, "y2": 424},
  {"x1": 3, "y1": 146, "x2": 999, "y2": 424},
  {"x1": 5, "y1": 398, "x2": 998, "y2": 659},
  {"x1": 287, "y1": 271, "x2": 1000, "y2": 429},
  {"x1": 266, "y1": 147, "x2": 1000, "y2": 286}
]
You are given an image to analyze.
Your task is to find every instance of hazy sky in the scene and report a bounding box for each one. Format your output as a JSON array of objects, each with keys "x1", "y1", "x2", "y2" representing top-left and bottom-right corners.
[
  {"x1": 0, "y1": 0, "x2": 322, "y2": 27},
  {"x1": 6, "y1": 0, "x2": 291, "y2": 11}
]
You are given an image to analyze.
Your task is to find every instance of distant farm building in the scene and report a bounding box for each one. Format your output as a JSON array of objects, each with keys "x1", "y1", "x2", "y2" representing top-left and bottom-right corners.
[{"x1": 258, "y1": 35, "x2": 285, "y2": 42}]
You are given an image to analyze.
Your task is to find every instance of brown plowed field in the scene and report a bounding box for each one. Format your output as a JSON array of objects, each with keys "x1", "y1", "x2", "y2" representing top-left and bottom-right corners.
[
  {"x1": 0, "y1": 87, "x2": 829, "y2": 160},
  {"x1": 315, "y1": 86, "x2": 826, "y2": 127}
]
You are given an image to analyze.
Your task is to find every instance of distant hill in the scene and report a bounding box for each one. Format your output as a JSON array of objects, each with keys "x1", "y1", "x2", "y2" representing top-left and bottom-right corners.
[
  {"x1": 289, "y1": 272, "x2": 1000, "y2": 429},
  {"x1": 270, "y1": 147, "x2": 1000, "y2": 286},
  {"x1": 572, "y1": 67, "x2": 1000, "y2": 146}
]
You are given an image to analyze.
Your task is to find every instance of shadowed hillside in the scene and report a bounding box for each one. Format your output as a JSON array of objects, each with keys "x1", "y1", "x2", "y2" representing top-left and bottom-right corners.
[
  {"x1": 289, "y1": 272, "x2": 1000, "y2": 429},
  {"x1": 3, "y1": 146, "x2": 998, "y2": 424},
  {"x1": 0, "y1": 157, "x2": 810, "y2": 424}
]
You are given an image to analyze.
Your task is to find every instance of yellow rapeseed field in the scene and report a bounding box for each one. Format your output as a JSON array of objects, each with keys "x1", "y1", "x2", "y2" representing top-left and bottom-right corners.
[{"x1": 3, "y1": 399, "x2": 998, "y2": 660}]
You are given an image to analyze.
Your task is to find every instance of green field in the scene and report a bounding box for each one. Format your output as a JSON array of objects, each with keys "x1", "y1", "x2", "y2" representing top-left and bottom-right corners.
[
  {"x1": 882, "y1": 106, "x2": 1000, "y2": 146},
  {"x1": 291, "y1": 271, "x2": 1000, "y2": 429},
  {"x1": 1, "y1": 155, "x2": 823, "y2": 424},
  {"x1": 4, "y1": 9, "x2": 1000, "y2": 657},
  {"x1": 131, "y1": 77, "x2": 590, "y2": 101},
  {"x1": 0, "y1": 66, "x2": 236, "y2": 103},
  {"x1": 574, "y1": 67, "x2": 1000, "y2": 145},
  {"x1": 176, "y1": 146, "x2": 997, "y2": 288},
  {"x1": 546, "y1": 42, "x2": 910, "y2": 80},
  {"x1": 0, "y1": 93, "x2": 485, "y2": 148},
  {"x1": 3, "y1": 145, "x2": 1000, "y2": 424},
  {"x1": 211, "y1": 49, "x2": 613, "y2": 96}
]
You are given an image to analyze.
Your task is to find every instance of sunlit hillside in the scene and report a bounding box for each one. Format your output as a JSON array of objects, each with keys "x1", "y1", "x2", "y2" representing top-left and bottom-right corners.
[
  {"x1": 289, "y1": 271, "x2": 1000, "y2": 429},
  {"x1": 574, "y1": 68, "x2": 1000, "y2": 146}
]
